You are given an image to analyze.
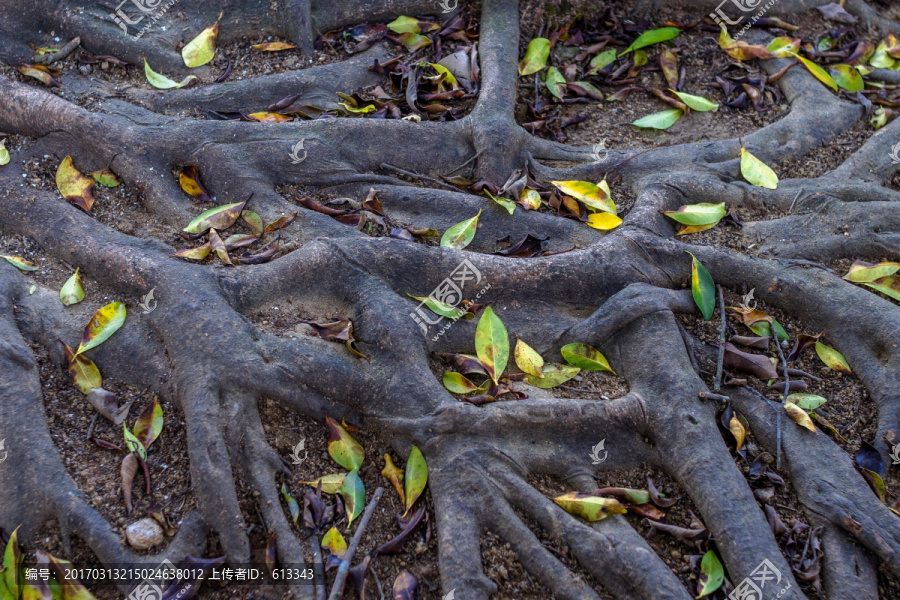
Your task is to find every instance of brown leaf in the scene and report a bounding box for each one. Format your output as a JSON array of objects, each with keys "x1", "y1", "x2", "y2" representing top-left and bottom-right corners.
[
  {"x1": 724, "y1": 343, "x2": 778, "y2": 379},
  {"x1": 121, "y1": 452, "x2": 138, "y2": 513},
  {"x1": 264, "y1": 214, "x2": 296, "y2": 235},
  {"x1": 179, "y1": 166, "x2": 213, "y2": 202},
  {"x1": 787, "y1": 332, "x2": 823, "y2": 362},
  {"x1": 208, "y1": 228, "x2": 232, "y2": 265}
]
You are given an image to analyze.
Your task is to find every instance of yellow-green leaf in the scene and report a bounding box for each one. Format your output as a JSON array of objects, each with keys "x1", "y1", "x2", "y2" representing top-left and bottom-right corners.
[
  {"x1": 300, "y1": 473, "x2": 346, "y2": 494},
  {"x1": 662, "y1": 203, "x2": 726, "y2": 226},
  {"x1": 77, "y1": 301, "x2": 126, "y2": 355},
  {"x1": 815, "y1": 342, "x2": 851, "y2": 373},
  {"x1": 183, "y1": 201, "x2": 246, "y2": 233},
  {"x1": 428, "y1": 63, "x2": 459, "y2": 90},
  {"x1": 123, "y1": 423, "x2": 148, "y2": 460},
  {"x1": 515, "y1": 337, "x2": 544, "y2": 378},
  {"x1": 408, "y1": 294, "x2": 467, "y2": 319},
  {"x1": 173, "y1": 242, "x2": 212, "y2": 261},
  {"x1": 696, "y1": 551, "x2": 724, "y2": 598},
  {"x1": 399, "y1": 32, "x2": 432, "y2": 51},
  {"x1": 553, "y1": 492, "x2": 627, "y2": 521},
  {"x1": 687, "y1": 252, "x2": 715, "y2": 320},
  {"x1": 62, "y1": 341, "x2": 101, "y2": 395},
  {"x1": 2, "y1": 255, "x2": 37, "y2": 271},
  {"x1": 545, "y1": 66, "x2": 566, "y2": 99},
  {"x1": 842, "y1": 261, "x2": 900, "y2": 283},
  {"x1": 404, "y1": 446, "x2": 428, "y2": 514},
  {"x1": 0, "y1": 139, "x2": 9, "y2": 166},
  {"x1": 90, "y1": 169, "x2": 119, "y2": 187},
  {"x1": 518, "y1": 38, "x2": 551, "y2": 76},
  {"x1": 789, "y1": 52, "x2": 838, "y2": 92},
  {"x1": 632, "y1": 108, "x2": 682, "y2": 130},
  {"x1": 588, "y1": 49, "x2": 617, "y2": 74},
  {"x1": 60, "y1": 268, "x2": 84, "y2": 306},
  {"x1": 550, "y1": 180, "x2": 616, "y2": 214},
  {"x1": 326, "y1": 415, "x2": 365, "y2": 471},
  {"x1": 341, "y1": 469, "x2": 366, "y2": 527},
  {"x1": 252, "y1": 42, "x2": 297, "y2": 51},
  {"x1": 182, "y1": 16, "x2": 220, "y2": 67},
  {"x1": 382, "y1": 455, "x2": 406, "y2": 505},
  {"x1": 670, "y1": 90, "x2": 718, "y2": 111},
  {"x1": 143, "y1": 59, "x2": 197, "y2": 89},
  {"x1": 485, "y1": 190, "x2": 516, "y2": 215},
  {"x1": 443, "y1": 372, "x2": 479, "y2": 394},
  {"x1": 829, "y1": 64, "x2": 864, "y2": 91},
  {"x1": 767, "y1": 37, "x2": 800, "y2": 57},
  {"x1": 387, "y1": 16, "x2": 438, "y2": 34},
  {"x1": 560, "y1": 343, "x2": 615, "y2": 374},
  {"x1": 3, "y1": 527, "x2": 23, "y2": 599},
  {"x1": 740, "y1": 147, "x2": 778, "y2": 189},
  {"x1": 784, "y1": 402, "x2": 817, "y2": 433},
  {"x1": 281, "y1": 483, "x2": 300, "y2": 524},
  {"x1": 518, "y1": 189, "x2": 542, "y2": 210},
  {"x1": 134, "y1": 396, "x2": 164, "y2": 450},
  {"x1": 787, "y1": 393, "x2": 827, "y2": 411},
  {"x1": 43, "y1": 552, "x2": 99, "y2": 600},
  {"x1": 621, "y1": 27, "x2": 680, "y2": 56},
  {"x1": 321, "y1": 527, "x2": 348, "y2": 557},
  {"x1": 585, "y1": 212, "x2": 623, "y2": 230},
  {"x1": 475, "y1": 306, "x2": 509, "y2": 384},
  {"x1": 525, "y1": 363, "x2": 580, "y2": 388},
  {"x1": 440, "y1": 209, "x2": 481, "y2": 249},
  {"x1": 56, "y1": 156, "x2": 95, "y2": 212},
  {"x1": 865, "y1": 276, "x2": 900, "y2": 302}
]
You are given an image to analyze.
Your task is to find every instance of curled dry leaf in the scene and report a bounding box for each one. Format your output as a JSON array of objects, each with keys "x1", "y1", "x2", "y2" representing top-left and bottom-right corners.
[
  {"x1": 392, "y1": 570, "x2": 418, "y2": 600},
  {"x1": 382, "y1": 455, "x2": 405, "y2": 504},
  {"x1": 183, "y1": 201, "x2": 247, "y2": 234},
  {"x1": 87, "y1": 387, "x2": 132, "y2": 425},
  {"x1": 723, "y1": 343, "x2": 778, "y2": 379},
  {"x1": 121, "y1": 452, "x2": 138, "y2": 513},
  {"x1": 179, "y1": 166, "x2": 213, "y2": 202}
]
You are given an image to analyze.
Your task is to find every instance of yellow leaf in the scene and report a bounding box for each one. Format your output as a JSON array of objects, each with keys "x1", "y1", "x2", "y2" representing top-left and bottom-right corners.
[
  {"x1": 143, "y1": 59, "x2": 197, "y2": 89},
  {"x1": 252, "y1": 42, "x2": 297, "y2": 51},
  {"x1": 326, "y1": 415, "x2": 364, "y2": 471},
  {"x1": 300, "y1": 473, "x2": 346, "y2": 494},
  {"x1": 740, "y1": 147, "x2": 778, "y2": 189},
  {"x1": 515, "y1": 337, "x2": 545, "y2": 378},
  {"x1": 815, "y1": 342, "x2": 852, "y2": 373},
  {"x1": 729, "y1": 414, "x2": 746, "y2": 451},
  {"x1": 322, "y1": 527, "x2": 347, "y2": 557},
  {"x1": 77, "y1": 301, "x2": 127, "y2": 355},
  {"x1": 784, "y1": 402, "x2": 817, "y2": 433},
  {"x1": 553, "y1": 492, "x2": 627, "y2": 521},
  {"x1": 550, "y1": 180, "x2": 616, "y2": 214},
  {"x1": 56, "y1": 156, "x2": 95, "y2": 212},
  {"x1": 789, "y1": 52, "x2": 838, "y2": 92},
  {"x1": 381, "y1": 455, "x2": 405, "y2": 504},
  {"x1": 182, "y1": 16, "x2": 220, "y2": 67}
]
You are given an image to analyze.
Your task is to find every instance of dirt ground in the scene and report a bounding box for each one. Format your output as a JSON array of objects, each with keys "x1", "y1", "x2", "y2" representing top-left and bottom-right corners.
[{"x1": 3, "y1": 0, "x2": 900, "y2": 598}]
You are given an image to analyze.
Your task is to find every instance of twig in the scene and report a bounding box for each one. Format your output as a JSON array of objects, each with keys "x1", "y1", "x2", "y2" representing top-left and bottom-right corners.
[
  {"x1": 33, "y1": 37, "x2": 80, "y2": 65},
  {"x1": 772, "y1": 330, "x2": 789, "y2": 470},
  {"x1": 445, "y1": 149, "x2": 483, "y2": 176},
  {"x1": 327, "y1": 487, "x2": 385, "y2": 600},
  {"x1": 369, "y1": 559, "x2": 387, "y2": 600},
  {"x1": 698, "y1": 391, "x2": 729, "y2": 403},
  {"x1": 380, "y1": 163, "x2": 460, "y2": 192},
  {"x1": 86, "y1": 414, "x2": 98, "y2": 439},
  {"x1": 714, "y1": 285, "x2": 726, "y2": 392},
  {"x1": 788, "y1": 187, "x2": 803, "y2": 214},
  {"x1": 310, "y1": 534, "x2": 327, "y2": 600}
]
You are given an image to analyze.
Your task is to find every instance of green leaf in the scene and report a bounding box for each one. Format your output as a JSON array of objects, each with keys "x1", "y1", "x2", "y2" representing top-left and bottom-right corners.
[
  {"x1": 123, "y1": 423, "x2": 147, "y2": 460},
  {"x1": 553, "y1": 492, "x2": 627, "y2": 521},
  {"x1": 789, "y1": 52, "x2": 838, "y2": 92},
  {"x1": 545, "y1": 66, "x2": 566, "y2": 99},
  {"x1": 0, "y1": 139, "x2": 10, "y2": 166},
  {"x1": 91, "y1": 169, "x2": 120, "y2": 187},
  {"x1": 829, "y1": 64, "x2": 864, "y2": 91},
  {"x1": 143, "y1": 59, "x2": 197, "y2": 89},
  {"x1": 326, "y1": 415, "x2": 365, "y2": 471},
  {"x1": 404, "y1": 446, "x2": 428, "y2": 514},
  {"x1": 3, "y1": 526, "x2": 22, "y2": 599},
  {"x1": 662, "y1": 203, "x2": 726, "y2": 226},
  {"x1": 632, "y1": 108, "x2": 682, "y2": 130},
  {"x1": 341, "y1": 469, "x2": 366, "y2": 527},
  {"x1": 514, "y1": 337, "x2": 544, "y2": 378},
  {"x1": 485, "y1": 190, "x2": 516, "y2": 215},
  {"x1": 475, "y1": 306, "x2": 509, "y2": 384},
  {"x1": 182, "y1": 17, "x2": 219, "y2": 68},
  {"x1": 670, "y1": 90, "x2": 718, "y2": 111},
  {"x1": 1, "y1": 255, "x2": 37, "y2": 271},
  {"x1": 281, "y1": 483, "x2": 300, "y2": 524},
  {"x1": 787, "y1": 393, "x2": 828, "y2": 411},
  {"x1": 60, "y1": 268, "x2": 84, "y2": 306},
  {"x1": 77, "y1": 301, "x2": 126, "y2": 355},
  {"x1": 767, "y1": 37, "x2": 800, "y2": 57},
  {"x1": 620, "y1": 27, "x2": 680, "y2": 56},
  {"x1": 549, "y1": 180, "x2": 616, "y2": 214},
  {"x1": 183, "y1": 201, "x2": 247, "y2": 233},
  {"x1": 687, "y1": 252, "x2": 715, "y2": 320},
  {"x1": 134, "y1": 396, "x2": 164, "y2": 450},
  {"x1": 560, "y1": 343, "x2": 615, "y2": 374},
  {"x1": 865, "y1": 276, "x2": 900, "y2": 302},
  {"x1": 842, "y1": 260, "x2": 900, "y2": 283},
  {"x1": 387, "y1": 15, "x2": 434, "y2": 34},
  {"x1": 407, "y1": 294, "x2": 467, "y2": 319},
  {"x1": 440, "y1": 210, "x2": 481, "y2": 249},
  {"x1": 588, "y1": 49, "x2": 617, "y2": 74},
  {"x1": 815, "y1": 342, "x2": 852, "y2": 374},
  {"x1": 442, "y1": 372, "x2": 479, "y2": 394},
  {"x1": 696, "y1": 551, "x2": 724, "y2": 598},
  {"x1": 525, "y1": 363, "x2": 580, "y2": 388},
  {"x1": 518, "y1": 38, "x2": 551, "y2": 75},
  {"x1": 740, "y1": 147, "x2": 778, "y2": 189}
]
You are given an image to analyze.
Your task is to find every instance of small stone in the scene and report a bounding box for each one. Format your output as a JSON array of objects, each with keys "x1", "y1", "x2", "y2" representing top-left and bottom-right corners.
[
  {"x1": 118, "y1": 220, "x2": 135, "y2": 234},
  {"x1": 283, "y1": 56, "x2": 299, "y2": 68},
  {"x1": 125, "y1": 518, "x2": 164, "y2": 550}
]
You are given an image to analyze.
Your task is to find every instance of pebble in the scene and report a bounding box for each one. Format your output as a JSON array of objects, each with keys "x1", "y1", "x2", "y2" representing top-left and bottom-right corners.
[{"x1": 125, "y1": 518, "x2": 164, "y2": 550}]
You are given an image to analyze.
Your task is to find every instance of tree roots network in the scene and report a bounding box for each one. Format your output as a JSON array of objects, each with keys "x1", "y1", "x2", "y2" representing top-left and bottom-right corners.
[{"x1": 2, "y1": 0, "x2": 900, "y2": 598}]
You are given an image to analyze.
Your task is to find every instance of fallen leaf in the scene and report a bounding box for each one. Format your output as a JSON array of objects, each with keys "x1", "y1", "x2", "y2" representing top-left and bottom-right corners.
[
  {"x1": 376, "y1": 507, "x2": 425, "y2": 555},
  {"x1": 17, "y1": 64, "x2": 59, "y2": 87},
  {"x1": 77, "y1": 302, "x2": 126, "y2": 356},
  {"x1": 865, "y1": 276, "x2": 900, "y2": 302},
  {"x1": 729, "y1": 413, "x2": 746, "y2": 451},
  {"x1": 121, "y1": 452, "x2": 137, "y2": 513},
  {"x1": 398, "y1": 33, "x2": 432, "y2": 51},
  {"x1": 247, "y1": 111, "x2": 294, "y2": 122},
  {"x1": 784, "y1": 402, "x2": 817, "y2": 433},
  {"x1": 515, "y1": 337, "x2": 544, "y2": 378},
  {"x1": 518, "y1": 38, "x2": 551, "y2": 75},
  {"x1": 525, "y1": 363, "x2": 580, "y2": 388},
  {"x1": 829, "y1": 64, "x2": 863, "y2": 91},
  {"x1": 134, "y1": 396, "x2": 164, "y2": 450},
  {"x1": 440, "y1": 209, "x2": 481, "y2": 249},
  {"x1": 86, "y1": 387, "x2": 131, "y2": 425},
  {"x1": 687, "y1": 252, "x2": 715, "y2": 320},
  {"x1": 842, "y1": 260, "x2": 900, "y2": 283},
  {"x1": 789, "y1": 52, "x2": 838, "y2": 92},
  {"x1": 553, "y1": 492, "x2": 627, "y2": 521},
  {"x1": 56, "y1": 156, "x2": 95, "y2": 212},
  {"x1": 585, "y1": 212, "x2": 623, "y2": 230},
  {"x1": 787, "y1": 393, "x2": 827, "y2": 411},
  {"x1": 740, "y1": 147, "x2": 778, "y2": 189},
  {"x1": 662, "y1": 203, "x2": 726, "y2": 226},
  {"x1": 443, "y1": 371, "x2": 479, "y2": 394},
  {"x1": 815, "y1": 341, "x2": 851, "y2": 373},
  {"x1": 173, "y1": 242, "x2": 212, "y2": 261},
  {"x1": 61, "y1": 340, "x2": 101, "y2": 394},
  {"x1": 588, "y1": 49, "x2": 618, "y2": 74},
  {"x1": 305, "y1": 319, "x2": 366, "y2": 358},
  {"x1": 326, "y1": 415, "x2": 365, "y2": 471},
  {"x1": 560, "y1": 342, "x2": 615, "y2": 373},
  {"x1": 179, "y1": 166, "x2": 213, "y2": 202},
  {"x1": 90, "y1": 169, "x2": 119, "y2": 187},
  {"x1": 671, "y1": 90, "x2": 718, "y2": 111},
  {"x1": 183, "y1": 201, "x2": 247, "y2": 233},
  {"x1": 182, "y1": 15, "x2": 220, "y2": 68},
  {"x1": 545, "y1": 66, "x2": 566, "y2": 98},
  {"x1": 632, "y1": 108, "x2": 682, "y2": 130},
  {"x1": 697, "y1": 551, "x2": 724, "y2": 598},
  {"x1": 621, "y1": 27, "x2": 680, "y2": 56},
  {"x1": 387, "y1": 16, "x2": 437, "y2": 34},
  {"x1": 300, "y1": 473, "x2": 346, "y2": 494},
  {"x1": 143, "y1": 59, "x2": 196, "y2": 89},
  {"x1": 0, "y1": 140, "x2": 9, "y2": 166},
  {"x1": 1, "y1": 255, "x2": 37, "y2": 271},
  {"x1": 252, "y1": 42, "x2": 297, "y2": 51},
  {"x1": 242, "y1": 210, "x2": 265, "y2": 236},
  {"x1": 123, "y1": 423, "x2": 147, "y2": 460},
  {"x1": 60, "y1": 268, "x2": 84, "y2": 306},
  {"x1": 724, "y1": 343, "x2": 778, "y2": 379},
  {"x1": 322, "y1": 527, "x2": 347, "y2": 558},
  {"x1": 341, "y1": 469, "x2": 365, "y2": 527},
  {"x1": 475, "y1": 306, "x2": 509, "y2": 384},
  {"x1": 382, "y1": 455, "x2": 406, "y2": 504},
  {"x1": 281, "y1": 483, "x2": 300, "y2": 524},
  {"x1": 550, "y1": 180, "x2": 616, "y2": 214},
  {"x1": 404, "y1": 446, "x2": 428, "y2": 514},
  {"x1": 392, "y1": 570, "x2": 418, "y2": 600}
]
